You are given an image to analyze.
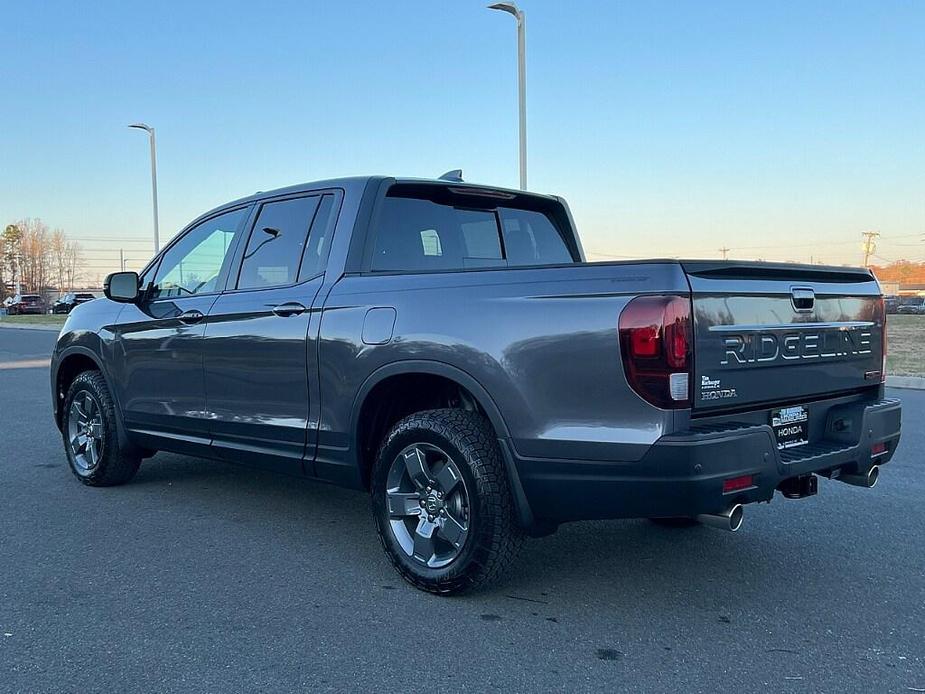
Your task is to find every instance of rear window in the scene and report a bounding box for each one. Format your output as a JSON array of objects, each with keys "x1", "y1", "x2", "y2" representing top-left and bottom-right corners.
[{"x1": 370, "y1": 191, "x2": 574, "y2": 273}]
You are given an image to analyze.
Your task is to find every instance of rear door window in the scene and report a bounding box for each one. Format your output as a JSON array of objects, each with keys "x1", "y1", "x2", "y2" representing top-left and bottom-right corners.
[
  {"x1": 237, "y1": 196, "x2": 321, "y2": 289},
  {"x1": 297, "y1": 193, "x2": 339, "y2": 282}
]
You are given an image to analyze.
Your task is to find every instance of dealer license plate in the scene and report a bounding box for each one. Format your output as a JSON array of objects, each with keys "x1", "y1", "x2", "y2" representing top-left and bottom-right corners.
[{"x1": 771, "y1": 405, "x2": 809, "y2": 449}]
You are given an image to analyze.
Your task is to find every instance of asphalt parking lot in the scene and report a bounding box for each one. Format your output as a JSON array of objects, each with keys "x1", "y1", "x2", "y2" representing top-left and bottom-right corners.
[{"x1": 1, "y1": 328, "x2": 922, "y2": 693}]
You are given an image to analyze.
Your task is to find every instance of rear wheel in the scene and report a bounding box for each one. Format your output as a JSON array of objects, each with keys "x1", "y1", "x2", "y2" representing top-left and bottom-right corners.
[
  {"x1": 63, "y1": 371, "x2": 140, "y2": 486},
  {"x1": 371, "y1": 409, "x2": 524, "y2": 595}
]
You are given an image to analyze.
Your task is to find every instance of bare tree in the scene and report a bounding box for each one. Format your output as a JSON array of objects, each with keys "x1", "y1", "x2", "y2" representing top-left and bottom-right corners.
[
  {"x1": 50, "y1": 229, "x2": 69, "y2": 291},
  {"x1": 64, "y1": 240, "x2": 84, "y2": 290},
  {"x1": 17, "y1": 218, "x2": 51, "y2": 293}
]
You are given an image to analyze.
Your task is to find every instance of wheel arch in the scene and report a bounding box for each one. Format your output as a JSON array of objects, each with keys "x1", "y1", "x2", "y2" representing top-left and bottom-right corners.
[
  {"x1": 53, "y1": 346, "x2": 115, "y2": 429},
  {"x1": 351, "y1": 360, "x2": 512, "y2": 489}
]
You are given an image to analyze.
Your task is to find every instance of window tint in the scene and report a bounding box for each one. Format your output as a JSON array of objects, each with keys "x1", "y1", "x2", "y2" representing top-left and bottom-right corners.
[
  {"x1": 499, "y1": 207, "x2": 573, "y2": 266},
  {"x1": 297, "y1": 193, "x2": 338, "y2": 282},
  {"x1": 371, "y1": 197, "x2": 503, "y2": 272},
  {"x1": 238, "y1": 196, "x2": 321, "y2": 289},
  {"x1": 371, "y1": 194, "x2": 574, "y2": 272},
  {"x1": 152, "y1": 208, "x2": 246, "y2": 299}
]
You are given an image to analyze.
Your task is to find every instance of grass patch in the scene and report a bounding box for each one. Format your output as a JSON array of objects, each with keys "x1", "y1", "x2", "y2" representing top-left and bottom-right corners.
[
  {"x1": 886, "y1": 314, "x2": 924, "y2": 376},
  {"x1": 0, "y1": 314, "x2": 67, "y2": 326}
]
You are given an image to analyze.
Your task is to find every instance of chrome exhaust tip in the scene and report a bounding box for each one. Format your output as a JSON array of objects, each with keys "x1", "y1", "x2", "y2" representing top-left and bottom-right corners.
[
  {"x1": 838, "y1": 465, "x2": 880, "y2": 488},
  {"x1": 696, "y1": 504, "x2": 744, "y2": 532}
]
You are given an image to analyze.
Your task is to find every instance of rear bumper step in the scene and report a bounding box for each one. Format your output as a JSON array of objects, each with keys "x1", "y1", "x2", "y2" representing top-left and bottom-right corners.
[{"x1": 512, "y1": 398, "x2": 901, "y2": 523}]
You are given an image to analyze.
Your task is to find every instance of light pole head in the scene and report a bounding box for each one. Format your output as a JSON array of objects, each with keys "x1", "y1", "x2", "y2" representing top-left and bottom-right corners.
[
  {"x1": 488, "y1": 2, "x2": 522, "y2": 20},
  {"x1": 128, "y1": 123, "x2": 154, "y2": 134}
]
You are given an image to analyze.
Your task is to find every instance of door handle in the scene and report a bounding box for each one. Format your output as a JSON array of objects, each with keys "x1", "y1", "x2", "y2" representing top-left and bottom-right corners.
[
  {"x1": 272, "y1": 302, "x2": 307, "y2": 317},
  {"x1": 178, "y1": 309, "x2": 204, "y2": 325}
]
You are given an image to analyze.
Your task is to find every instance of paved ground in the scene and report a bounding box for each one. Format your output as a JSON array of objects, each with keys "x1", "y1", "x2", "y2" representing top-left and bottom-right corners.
[{"x1": 1, "y1": 329, "x2": 922, "y2": 693}]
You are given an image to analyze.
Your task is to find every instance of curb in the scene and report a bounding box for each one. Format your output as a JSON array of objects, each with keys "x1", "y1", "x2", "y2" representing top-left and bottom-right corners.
[
  {"x1": 886, "y1": 375, "x2": 925, "y2": 391},
  {"x1": 0, "y1": 323, "x2": 62, "y2": 332}
]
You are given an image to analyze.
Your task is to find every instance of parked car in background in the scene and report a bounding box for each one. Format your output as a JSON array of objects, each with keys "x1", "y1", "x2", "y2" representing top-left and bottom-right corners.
[
  {"x1": 7, "y1": 294, "x2": 47, "y2": 315},
  {"x1": 896, "y1": 297, "x2": 925, "y2": 315},
  {"x1": 52, "y1": 293, "x2": 96, "y2": 315},
  {"x1": 884, "y1": 296, "x2": 901, "y2": 314}
]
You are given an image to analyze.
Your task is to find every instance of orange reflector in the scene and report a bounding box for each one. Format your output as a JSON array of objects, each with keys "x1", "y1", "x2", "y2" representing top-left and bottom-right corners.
[{"x1": 723, "y1": 475, "x2": 755, "y2": 493}]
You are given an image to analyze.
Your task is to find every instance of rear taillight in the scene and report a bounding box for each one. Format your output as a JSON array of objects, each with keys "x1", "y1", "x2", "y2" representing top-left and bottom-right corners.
[
  {"x1": 618, "y1": 295, "x2": 692, "y2": 409},
  {"x1": 879, "y1": 296, "x2": 887, "y2": 383}
]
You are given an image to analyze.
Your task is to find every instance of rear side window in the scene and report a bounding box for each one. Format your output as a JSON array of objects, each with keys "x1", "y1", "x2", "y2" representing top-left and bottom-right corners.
[
  {"x1": 499, "y1": 207, "x2": 573, "y2": 266},
  {"x1": 370, "y1": 193, "x2": 573, "y2": 273},
  {"x1": 238, "y1": 196, "x2": 321, "y2": 289}
]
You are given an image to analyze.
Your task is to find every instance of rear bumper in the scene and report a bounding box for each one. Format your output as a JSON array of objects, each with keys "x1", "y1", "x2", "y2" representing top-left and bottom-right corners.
[{"x1": 512, "y1": 397, "x2": 901, "y2": 523}]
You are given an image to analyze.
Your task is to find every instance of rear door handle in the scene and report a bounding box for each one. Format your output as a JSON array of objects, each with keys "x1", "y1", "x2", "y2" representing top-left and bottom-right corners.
[
  {"x1": 178, "y1": 309, "x2": 204, "y2": 325},
  {"x1": 272, "y1": 302, "x2": 306, "y2": 317}
]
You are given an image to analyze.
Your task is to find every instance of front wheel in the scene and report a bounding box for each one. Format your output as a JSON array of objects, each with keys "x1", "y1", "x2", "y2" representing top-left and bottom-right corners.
[
  {"x1": 371, "y1": 409, "x2": 524, "y2": 595},
  {"x1": 62, "y1": 370, "x2": 141, "y2": 486}
]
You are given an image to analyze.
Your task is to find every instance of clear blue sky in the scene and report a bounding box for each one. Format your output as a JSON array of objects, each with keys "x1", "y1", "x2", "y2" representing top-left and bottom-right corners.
[{"x1": 1, "y1": 0, "x2": 922, "y2": 279}]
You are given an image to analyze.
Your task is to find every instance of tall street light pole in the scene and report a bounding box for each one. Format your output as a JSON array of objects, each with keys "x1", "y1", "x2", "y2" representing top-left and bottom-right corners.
[
  {"x1": 129, "y1": 123, "x2": 160, "y2": 253},
  {"x1": 488, "y1": 2, "x2": 527, "y2": 190}
]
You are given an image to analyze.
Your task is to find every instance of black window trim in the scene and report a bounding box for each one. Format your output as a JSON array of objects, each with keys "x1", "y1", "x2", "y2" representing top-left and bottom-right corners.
[{"x1": 221, "y1": 188, "x2": 345, "y2": 295}]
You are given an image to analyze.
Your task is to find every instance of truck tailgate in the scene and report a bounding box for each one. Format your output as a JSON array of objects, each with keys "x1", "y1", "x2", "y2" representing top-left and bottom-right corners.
[{"x1": 682, "y1": 262, "x2": 885, "y2": 412}]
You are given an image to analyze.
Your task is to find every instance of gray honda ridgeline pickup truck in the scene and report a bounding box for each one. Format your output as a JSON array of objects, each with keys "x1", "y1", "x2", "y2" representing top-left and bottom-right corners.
[{"x1": 51, "y1": 175, "x2": 901, "y2": 594}]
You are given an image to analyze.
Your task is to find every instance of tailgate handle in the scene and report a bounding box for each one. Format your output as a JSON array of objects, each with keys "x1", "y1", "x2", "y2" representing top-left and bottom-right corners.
[{"x1": 791, "y1": 287, "x2": 815, "y2": 312}]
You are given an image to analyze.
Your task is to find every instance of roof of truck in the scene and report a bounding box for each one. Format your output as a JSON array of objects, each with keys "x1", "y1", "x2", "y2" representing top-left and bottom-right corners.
[{"x1": 219, "y1": 175, "x2": 557, "y2": 210}]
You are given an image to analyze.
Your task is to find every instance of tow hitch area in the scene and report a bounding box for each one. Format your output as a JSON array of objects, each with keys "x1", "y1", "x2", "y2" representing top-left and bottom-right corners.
[{"x1": 778, "y1": 474, "x2": 818, "y2": 499}]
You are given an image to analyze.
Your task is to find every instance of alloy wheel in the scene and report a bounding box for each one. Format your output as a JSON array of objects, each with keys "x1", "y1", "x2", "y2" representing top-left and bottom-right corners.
[
  {"x1": 67, "y1": 391, "x2": 104, "y2": 472},
  {"x1": 385, "y1": 443, "x2": 470, "y2": 569}
]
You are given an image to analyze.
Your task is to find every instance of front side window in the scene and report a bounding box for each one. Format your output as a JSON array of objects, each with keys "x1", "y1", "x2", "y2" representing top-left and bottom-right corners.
[
  {"x1": 237, "y1": 196, "x2": 321, "y2": 290},
  {"x1": 152, "y1": 208, "x2": 246, "y2": 300}
]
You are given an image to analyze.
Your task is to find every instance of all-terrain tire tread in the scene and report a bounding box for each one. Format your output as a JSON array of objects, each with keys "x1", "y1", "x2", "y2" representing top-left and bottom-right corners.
[
  {"x1": 372, "y1": 408, "x2": 524, "y2": 595},
  {"x1": 64, "y1": 370, "x2": 141, "y2": 487}
]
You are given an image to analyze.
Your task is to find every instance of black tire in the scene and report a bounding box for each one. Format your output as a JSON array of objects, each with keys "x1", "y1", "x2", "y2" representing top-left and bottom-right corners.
[
  {"x1": 371, "y1": 408, "x2": 524, "y2": 595},
  {"x1": 649, "y1": 517, "x2": 701, "y2": 528},
  {"x1": 62, "y1": 370, "x2": 141, "y2": 486}
]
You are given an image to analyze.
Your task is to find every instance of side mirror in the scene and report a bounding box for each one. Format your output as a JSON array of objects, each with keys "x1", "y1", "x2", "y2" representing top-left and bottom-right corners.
[{"x1": 104, "y1": 271, "x2": 141, "y2": 303}]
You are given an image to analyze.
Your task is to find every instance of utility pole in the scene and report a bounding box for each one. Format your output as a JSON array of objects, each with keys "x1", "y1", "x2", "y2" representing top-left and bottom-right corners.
[
  {"x1": 861, "y1": 231, "x2": 880, "y2": 267},
  {"x1": 120, "y1": 249, "x2": 125, "y2": 272},
  {"x1": 719, "y1": 247, "x2": 730, "y2": 260}
]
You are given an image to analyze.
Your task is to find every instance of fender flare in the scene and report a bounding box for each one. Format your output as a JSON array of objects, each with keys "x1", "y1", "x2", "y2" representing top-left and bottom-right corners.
[
  {"x1": 350, "y1": 360, "x2": 536, "y2": 530},
  {"x1": 351, "y1": 359, "x2": 511, "y2": 442},
  {"x1": 53, "y1": 345, "x2": 135, "y2": 452}
]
